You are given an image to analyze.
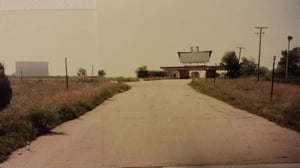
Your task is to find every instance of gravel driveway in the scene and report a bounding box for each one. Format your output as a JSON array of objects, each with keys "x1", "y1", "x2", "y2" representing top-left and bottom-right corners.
[{"x1": 1, "y1": 80, "x2": 300, "y2": 168}]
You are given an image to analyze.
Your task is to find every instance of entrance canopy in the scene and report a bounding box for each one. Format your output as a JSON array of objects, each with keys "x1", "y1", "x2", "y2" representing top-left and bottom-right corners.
[{"x1": 160, "y1": 65, "x2": 227, "y2": 79}]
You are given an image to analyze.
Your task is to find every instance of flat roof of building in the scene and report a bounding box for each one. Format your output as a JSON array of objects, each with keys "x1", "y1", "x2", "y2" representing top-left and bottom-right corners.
[{"x1": 160, "y1": 65, "x2": 227, "y2": 71}]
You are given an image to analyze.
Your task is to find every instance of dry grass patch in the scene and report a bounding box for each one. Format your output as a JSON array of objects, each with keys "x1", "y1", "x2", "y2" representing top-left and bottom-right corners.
[
  {"x1": 190, "y1": 78, "x2": 300, "y2": 131},
  {"x1": 0, "y1": 77, "x2": 130, "y2": 162}
]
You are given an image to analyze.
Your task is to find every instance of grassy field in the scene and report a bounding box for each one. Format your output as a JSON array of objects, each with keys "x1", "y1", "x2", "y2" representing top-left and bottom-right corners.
[
  {"x1": 107, "y1": 77, "x2": 139, "y2": 83},
  {"x1": 143, "y1": 77, "x2": 167, "y2": 81},
  {"x1": 0, "y1": 77, "x2": 130, "y2": 162},
  {"x1": 190, "y1": 77, "x2": 300, "y2": 132}
]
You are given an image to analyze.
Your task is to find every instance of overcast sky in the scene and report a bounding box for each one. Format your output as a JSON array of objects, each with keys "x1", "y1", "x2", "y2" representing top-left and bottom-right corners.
[
  {"x1": 0, "y1": 0, "x2": 95, "y2": 10},
  {"x1": 1, "y1": 0, "x2": 300, "y2": 76}
]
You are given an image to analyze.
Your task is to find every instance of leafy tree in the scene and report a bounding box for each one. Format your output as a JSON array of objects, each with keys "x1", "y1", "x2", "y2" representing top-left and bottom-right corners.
[
  {"x1": 0, "y1": 63, "x2": 12, "y2": 111},
  {"x1": 276, "y1": 47, "x2": 300, "y2": 77},
  {"x1": 77, "y1": 68, "x2": 87, "y2": 77},
  {"x1": 221, "y1": 51, "x2": 241, "y2": 78},
  {"x1": 135, "y1": 65, "x2": 148, "y2": 78},
  {"x1": 240, "y1": 57, "x2": 257, "y2": 76},
  {"x1": 97, "y1": 70, "x2": 106, "y2": 76},
  {"x1": 258, "y1": 66, "x2": 269, "y2": 77}
]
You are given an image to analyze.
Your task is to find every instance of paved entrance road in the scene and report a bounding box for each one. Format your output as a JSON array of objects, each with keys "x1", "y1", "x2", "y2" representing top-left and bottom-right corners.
[{"x1": 1, "y1": 80, "x2": 300, "y2": 168}]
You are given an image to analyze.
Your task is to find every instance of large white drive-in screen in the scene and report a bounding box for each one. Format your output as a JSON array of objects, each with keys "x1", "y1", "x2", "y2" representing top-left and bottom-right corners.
[
  {"x1": 178, "y1": 51, "x2": 212, "y2": 63},
  {"x1": 15, "y1": 61, "x2": 49, "y2": 77}
]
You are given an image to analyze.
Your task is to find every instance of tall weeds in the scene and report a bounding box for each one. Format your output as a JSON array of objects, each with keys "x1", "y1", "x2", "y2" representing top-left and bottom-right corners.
[
  {"x1": 0, "y1": 77, "x2": 130, "y2": 162},
  {"x1": 190, "y1": 78, "x2": 300, "y2": 131}
]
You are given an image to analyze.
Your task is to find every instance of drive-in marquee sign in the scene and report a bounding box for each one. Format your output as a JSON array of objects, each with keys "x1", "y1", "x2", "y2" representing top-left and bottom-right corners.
[{"x1": 178, "y1": 50, "x2": 212, "y2": 64}]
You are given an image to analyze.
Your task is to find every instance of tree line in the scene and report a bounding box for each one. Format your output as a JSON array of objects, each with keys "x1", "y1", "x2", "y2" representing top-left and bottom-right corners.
[
  {"x1": 77, "y1": 68, "x2": 106, "y2": 77},
  {"x1": 221, "y1": 46, "x2": 300, "y2": 81}
]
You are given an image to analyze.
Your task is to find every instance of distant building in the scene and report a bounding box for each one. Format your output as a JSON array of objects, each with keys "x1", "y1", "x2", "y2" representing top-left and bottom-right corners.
[
  {"x1": 160, "y1": 49, "x2": 227, "y2": 79},
  {"x1": 147, "y1": 70, "x2": 167, "y2": 78},
  {"x1": 15, "y1": 61, "x2": 49, "y2": 77}
]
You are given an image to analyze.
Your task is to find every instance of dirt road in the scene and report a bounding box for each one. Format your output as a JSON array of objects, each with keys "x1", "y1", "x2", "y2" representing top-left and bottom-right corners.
[{"x1": 1, "y1": 80, "x2": 300, "y2": 168}]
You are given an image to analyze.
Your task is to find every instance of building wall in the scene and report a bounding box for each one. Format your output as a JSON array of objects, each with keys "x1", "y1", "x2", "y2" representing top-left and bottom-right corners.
[
  {"x1": 15, "y1": 61, "x2": 48, "y2": 77},
  {"x1": 148, "y1": 71, "x2": 167, "y2": 78}
]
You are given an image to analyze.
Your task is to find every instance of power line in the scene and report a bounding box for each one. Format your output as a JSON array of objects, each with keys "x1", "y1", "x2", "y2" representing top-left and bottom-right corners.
[{"x1": 254, "y1": 26, "x2": 268, "y2": 81}]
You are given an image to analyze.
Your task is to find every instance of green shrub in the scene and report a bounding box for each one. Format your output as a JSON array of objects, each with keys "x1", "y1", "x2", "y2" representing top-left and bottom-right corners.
[
  {"x1": 283, "y1": 106, "x2": 300, "y2": 129},
  {"x1": 76, "y1": 101, "x2": 94, "y2": 111},
  {"x1": 0, "y1": 138, "x2": 12, "y2": 162},
  {"x1": 28, "y1": 110, "x2": 59, "y2": 135},
  {"x1": 101, "y1": 90, "x2": 113, "y2": 99},
  {"x1": 0, "y1": 121, "x2": 34, "y2": 162},
  {"x1": 0, "y1": 63, "x2": 12, "y2": 111},
  {"x1": 0, "y1": 121, "x2": 34, "y2": 139},
  {"x1": 0, "y1": 132, "x2": 29, "y2": 161},
  {"x1": 58, "y1": 106, "x2": 78, "y2": 122}
]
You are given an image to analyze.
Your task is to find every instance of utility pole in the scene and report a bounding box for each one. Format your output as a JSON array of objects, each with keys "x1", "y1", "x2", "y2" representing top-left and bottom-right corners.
[
  {"x1": 20, "y1": 67, "x2": 23, "y2": 82},
  {"x1": 214, "y1": 63, "x2": 217, "y2": 86},
  {"x1": 236, "y1": 47, "x2": 245, "y2": 63},
  {"x1": 285, "y1": 35, "x2": 293, "y2": 80},
  {"x1": 271, "y1": 56, "x2": 276, "y2": 98},
  {"x1": 254, "y1": 26, "x2": 268, "y2": 81},
  {"x1": 65, "y1": 57, "x2": 69, "y2": 90},
  {"x1": 91, "y1": 64, "x2": 94, "y2": 82}
]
